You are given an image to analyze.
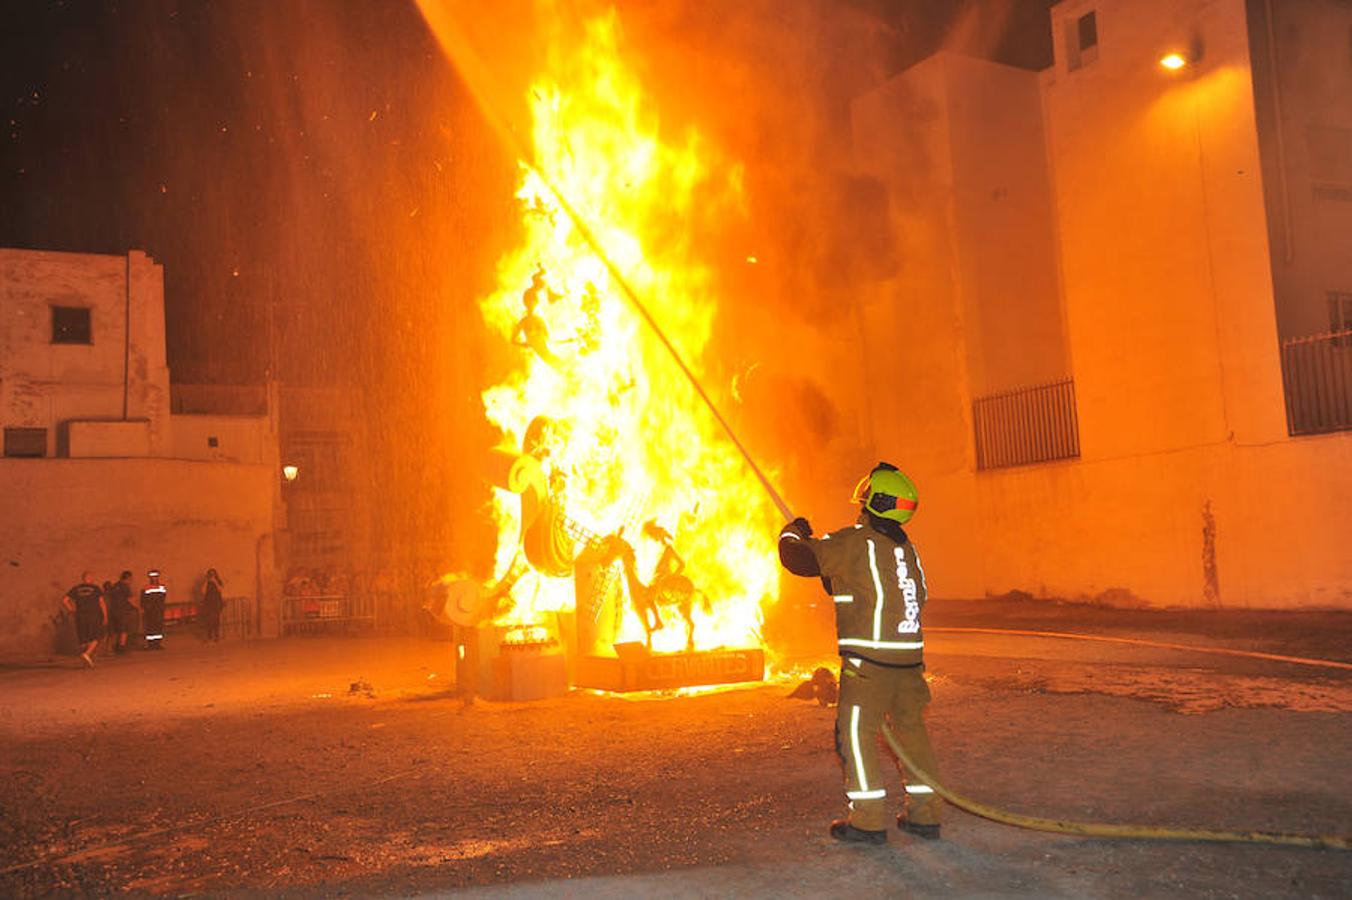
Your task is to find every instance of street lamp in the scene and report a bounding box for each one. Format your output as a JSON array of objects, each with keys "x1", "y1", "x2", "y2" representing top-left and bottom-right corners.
[
  {"x1": 282, "y1": 464, "x2": 300, "y2": 483},
  {"x1": 1159, "y1": 52, "x2": 1188, "y2": 71}
]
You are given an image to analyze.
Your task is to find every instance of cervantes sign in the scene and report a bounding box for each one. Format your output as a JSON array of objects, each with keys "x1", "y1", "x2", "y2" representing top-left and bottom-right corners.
[{"x1": 574, "y1": 648, "x2": 765, "y2": 693}]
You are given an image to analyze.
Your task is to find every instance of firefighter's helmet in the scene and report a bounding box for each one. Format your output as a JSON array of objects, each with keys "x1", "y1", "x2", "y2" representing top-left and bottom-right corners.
[{"x1": 851, "y1": 462, "x2": 919, "y2": 525}]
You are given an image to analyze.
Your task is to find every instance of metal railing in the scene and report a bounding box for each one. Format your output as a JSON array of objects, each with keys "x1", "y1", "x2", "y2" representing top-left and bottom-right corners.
[
  {"x1": 220, "y1": 595, "x2": 258, "y2": 640},
  {"x1": 1280, "y1": 330, "x2": 1352, "y2": 436},
  {"x1": 281, "y1": 592, "x2": 377, "y2": 634},
  {"x1": 152, "y1": 595, "x2": 256, "y2": 640},
  {"x1": 973, "y1": 378, "x2": 1080, "y2": 470}
]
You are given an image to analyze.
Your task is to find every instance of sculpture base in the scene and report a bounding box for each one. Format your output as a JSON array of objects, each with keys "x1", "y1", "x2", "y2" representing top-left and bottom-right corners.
[{"x1": 573, "y1": 646, "x2": 765, "y2": 693}]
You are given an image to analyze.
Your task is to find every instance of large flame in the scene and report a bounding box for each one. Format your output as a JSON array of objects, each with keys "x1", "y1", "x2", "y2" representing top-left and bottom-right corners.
[{"x1": 471, "y1": 10, "x2": 779, "y2": 654}]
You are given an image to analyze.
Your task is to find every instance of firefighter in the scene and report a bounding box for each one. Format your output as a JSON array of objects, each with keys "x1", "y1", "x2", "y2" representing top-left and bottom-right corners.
[
  {"x1": 778, "y1": 462, "x2": 942, "y2": 845},
  {"x1": 141, "y1": 570, "x2": 168, "y2": 650}
]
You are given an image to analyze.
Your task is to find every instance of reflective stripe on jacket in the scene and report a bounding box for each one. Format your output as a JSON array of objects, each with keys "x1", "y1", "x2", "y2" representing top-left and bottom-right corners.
[{"x1": 783, "y1": 520, "x2": 927, "y2": 666}]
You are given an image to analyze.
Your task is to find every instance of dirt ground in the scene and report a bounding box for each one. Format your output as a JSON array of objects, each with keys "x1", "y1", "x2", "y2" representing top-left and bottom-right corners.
[{"x1": 2, "y1": 598, "x2": 1350, "y2": 898}]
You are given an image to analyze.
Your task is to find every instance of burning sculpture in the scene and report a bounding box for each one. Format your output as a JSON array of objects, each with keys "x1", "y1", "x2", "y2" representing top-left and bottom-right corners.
[
  {"x1": 597, "y1": 521, "x2": 712, "y2": 653},
  {"x1": 428, "y1": 8, "x2": 779, "y2": 693}
]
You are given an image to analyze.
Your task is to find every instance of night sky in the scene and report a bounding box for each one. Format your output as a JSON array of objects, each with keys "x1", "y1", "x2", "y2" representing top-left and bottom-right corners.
[{"x1": 2, "y1": 0, "x2": 509, "y2": 387}]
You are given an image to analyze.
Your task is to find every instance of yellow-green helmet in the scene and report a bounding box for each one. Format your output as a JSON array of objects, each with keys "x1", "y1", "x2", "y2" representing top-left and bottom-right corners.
[{"x1": 851, "y1": 462, "x2": 918, "y2": 524}]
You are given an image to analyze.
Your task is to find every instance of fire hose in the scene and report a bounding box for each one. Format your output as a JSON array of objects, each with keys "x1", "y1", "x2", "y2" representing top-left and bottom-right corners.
[
  {"x1": 927, "y1": 626, "x2": 1352, "y2": 672},
  {"x1": 879, "y1": 722, "x2": 1350, "y2": 850},
  {"x1": 419, "y1": 10, "x2": 1350, "y2": 852},
  {"x1": 876, "y1": 628, "x2": 1352, "y2": 848}
]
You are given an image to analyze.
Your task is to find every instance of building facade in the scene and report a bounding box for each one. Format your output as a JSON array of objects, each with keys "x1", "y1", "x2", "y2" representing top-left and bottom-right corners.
[
  {"x1": 849, "y1": 0, "x2": 1350, "y2": 609},
  {"x1": 0, "y1": 247, "x2": 282, "y2": 655}
]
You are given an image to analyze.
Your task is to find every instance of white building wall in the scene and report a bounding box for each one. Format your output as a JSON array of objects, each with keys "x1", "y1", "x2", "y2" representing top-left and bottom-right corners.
[
  {"x1": 0, "y1": 247, "x2": 283, "y2": 656},
  {"x1": 848, "y1": 0, "x2": 1351, "y2": 609}
]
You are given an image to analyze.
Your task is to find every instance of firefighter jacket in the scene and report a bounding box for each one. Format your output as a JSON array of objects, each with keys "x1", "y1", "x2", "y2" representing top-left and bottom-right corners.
[
  {"x1": 140, "y1": 583, "x2": 168, "y2": 616},
  {"x1": 779, "y1": 516, "x2": 927, "y2": 667}
]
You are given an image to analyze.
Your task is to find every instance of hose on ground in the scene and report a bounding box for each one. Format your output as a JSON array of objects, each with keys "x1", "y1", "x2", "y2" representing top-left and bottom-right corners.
[
  {"x1": 927, "y1": 626, "x2": 1352, "y2": 672},
  {"x1": 879, "y1": 723, "x2": 1351, "y2": 850}
]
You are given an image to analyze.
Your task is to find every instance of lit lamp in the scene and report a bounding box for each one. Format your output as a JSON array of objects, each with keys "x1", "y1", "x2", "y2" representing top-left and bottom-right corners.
[
  {"x1": 282, "y1": 464, "x2": 300, "y2": 483},
  {"x1": 1159, "y1": 52, "x2": 1188, "y2": 71}
]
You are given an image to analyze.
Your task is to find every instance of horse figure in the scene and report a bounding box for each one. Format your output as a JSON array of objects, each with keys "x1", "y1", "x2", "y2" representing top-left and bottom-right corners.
[{"x1": 600, "y1": 529, "x2": 711, "y2": 653}]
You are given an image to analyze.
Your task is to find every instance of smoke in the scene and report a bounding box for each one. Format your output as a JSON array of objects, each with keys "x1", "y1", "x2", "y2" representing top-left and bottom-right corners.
[
  {"x1": 599, "y1": 1, "x2": 922, "y2": 515},
  {"x1": 612, "y1": 0, "x2": 1050, "y2": 517}
]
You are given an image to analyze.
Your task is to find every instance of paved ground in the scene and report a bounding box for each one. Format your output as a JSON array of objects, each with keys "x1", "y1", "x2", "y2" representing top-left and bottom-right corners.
[{"x1": 1, "y1": 598, "x2": 1350, "y2": 897}]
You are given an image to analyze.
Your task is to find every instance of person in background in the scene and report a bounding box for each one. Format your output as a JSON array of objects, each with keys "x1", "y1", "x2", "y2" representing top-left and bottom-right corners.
[
  {"x1": 62, "y1": 572, "x2": 106, "y2": 668},
  {"x1": 108, "y1": 570, "x2": 135, "y2": 654},
  {"x1": 99, "y1": 578, "x2": 115, "y2": 657},
  {"x1": 201, "y1": 568, "x2": 225, "y2": 642},
  {"x1": 141, "y1": 570, "x2": 168, "y2": 650}
]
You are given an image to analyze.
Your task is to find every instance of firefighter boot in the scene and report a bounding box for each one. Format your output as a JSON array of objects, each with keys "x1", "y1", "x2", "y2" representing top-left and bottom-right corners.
[
  {"x1": 830, "y1": 820, "x2": 887, "y2": 845},
  {"x1": 897, "y1": 815, "x2": 941, "y2": 840}
]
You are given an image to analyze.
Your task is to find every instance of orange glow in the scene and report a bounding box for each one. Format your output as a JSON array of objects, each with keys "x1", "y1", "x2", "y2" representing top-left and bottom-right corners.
[
  {"x1": 474, "y1": 11, "x2": 778, "y2": 656},
  {"x1": 1159, "y1": 53, "x2": 1188, "y2": 71}
]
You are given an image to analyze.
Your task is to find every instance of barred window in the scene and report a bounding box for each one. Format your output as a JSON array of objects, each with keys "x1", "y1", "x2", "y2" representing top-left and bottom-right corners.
[{"x1": 972, "y1": 379, "x2": 1080, "y2": 470}]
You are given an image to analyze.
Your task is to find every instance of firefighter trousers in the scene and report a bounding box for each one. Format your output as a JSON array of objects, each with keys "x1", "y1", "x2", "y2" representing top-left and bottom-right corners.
[{"x1": 834, "y1": 657, "x2": 942, "y2": 832}]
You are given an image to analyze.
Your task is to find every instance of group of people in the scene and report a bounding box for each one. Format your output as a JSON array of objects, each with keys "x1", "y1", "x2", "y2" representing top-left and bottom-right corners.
[{"x1": 61, "y1": 567, "x2": 227, "y2": 667}]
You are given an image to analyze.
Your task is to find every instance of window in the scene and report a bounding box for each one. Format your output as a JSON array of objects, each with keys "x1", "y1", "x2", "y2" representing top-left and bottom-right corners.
[
  {"x1": 208, "y1": 436, "x2": 219, "y2": 448},
  {"x1": 973, "y1": 379, "x2": 1080, "y2": 470},
  {"x1": 1065, "y1": 10, "x2": 1100, "y2": 71},
  {"x1": 1078, "y1": 12, "x2": 1099, "y2": 52},
  {"x1": 51, "y1": 306, "x2": 92, "y2": 344},
  {"x1": 3, "y1": 427, "x2": 48, "y2": 457}
]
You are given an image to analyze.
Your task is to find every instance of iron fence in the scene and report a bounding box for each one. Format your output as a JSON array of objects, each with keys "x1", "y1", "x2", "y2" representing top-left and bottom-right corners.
[
  {"x1": 973, "y1": 378, "x2": 1080, "y2": 470},
  {"x1": 220, "y1": 594, "x2": 258, "y2": 640},
  {"x1": 282, "y1": 592, "x2": 377, "y2": 635},
  {"x1": 1280, "y1": 330, "x2": 1352, "y2": 436}
]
